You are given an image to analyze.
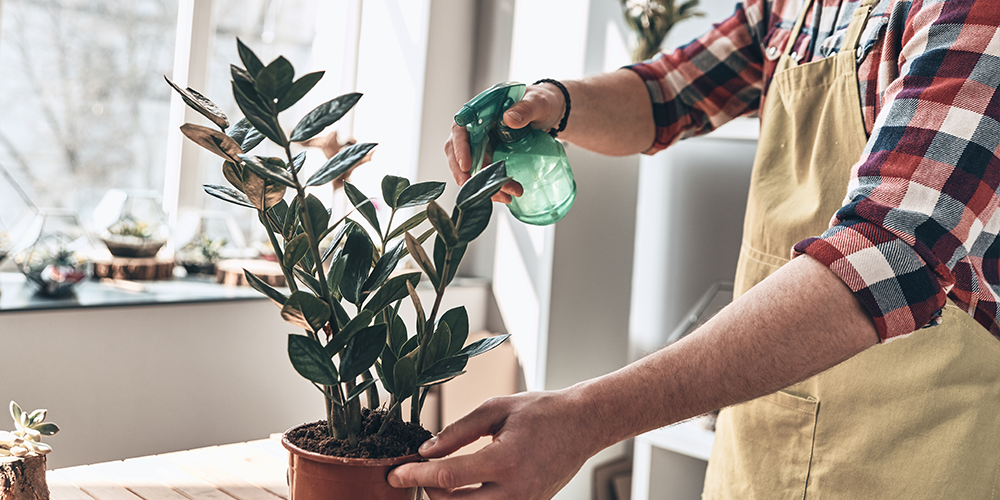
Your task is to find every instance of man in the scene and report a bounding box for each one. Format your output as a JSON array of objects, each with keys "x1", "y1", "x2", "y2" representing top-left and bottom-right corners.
[{"x1": 389, "y1": 0, "x2": 1000, "y2": 497}]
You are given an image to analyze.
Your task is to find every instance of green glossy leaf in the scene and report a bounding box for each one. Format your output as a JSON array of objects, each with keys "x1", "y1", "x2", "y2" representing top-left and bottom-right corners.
[
  {"x1": 341, "y1": 226, "x2": 373, "y2": 306},
  {"x1": 204, "y1": 184, "x2": 255, "y2": 209},
  {"x1": 290, "y1": 93, "x2": 364, "y2": 143},
  {"x1": 240, "y1": 155, "x2": 294, "y2": 187},
  {"x1": 264, "y1": 200, "x2": 289, "y2": 232},
  {"x1": 398, "y1": 226, "x2": 437, "y2": 261},
  {"x1": 426, "y1": 201, "x2": 457, "y2": 247},
  {"x1": 321, "y1": 222, "x2": 351, "y2": 264},
  {"x1": 378, "y1": 347, "x2": 397, "y2": 394},
  {"x1": 326, "y1": 253, "x2": 347, "y2": 300},
  {"x1": 237, "y1": 38, "x2": 265, "y2": 78},
  {"x1": 392, "y1": 355, "x2": 417, "y2": 402},
  {"x1": 227, "y1": 118, "x2": 253, "y2": 144},
  {"x1": 406, "y1": 280, "x2": 426, "y2": 341},
  {"x1": 424, "y1": 321, "x2": 450, "y2": 371},
  {"x1": 305, "y1": 142, "x2": 377, "y2": 187},
  {"x1": 458, "y1": 334, "x2": 511, "y2": 357},
  {"x1": 288, "y1": 334, "x2": 339, "y2": 386},
  {"x1": 281, "y1": 291, "x2": 330, "y2": 332},
  {"x1": 327, "y1": 310, "x2": 374, "y2": 355},
  {"x1": 164, "y1": 76, "x2": 229, "y2": 130},
  {"x1": 454, "y1": 200, "x2": 493, "y2": 243},
  {"x1": 346, "y1": 378, "x2": 379, "y2": 403},
  {"x1": 396, "y1": 181, "x2": 446, "y2": 209},
  {"x1": 242, "y1": 127, "x2": 266, "y2": 152},
  {"x1": 242, "y1": 169, "x2": 287, "y2": 211},
  {"x1": 404, "y1": 232, "x2": 438, "y2": 288},
  {"x1": 283, "y1": 233, "x2": 310, "y2": 270},
  {"x1": 388, "y1": 310, "x2": 407, "y2": 354},
  {"x1": 362, "y1": 239, "x2": 404, "y2": 294},
  {"x1": 332, "y1": 294, "x2": 351, "y2": 329},
  {"x1": 304, "y1": 194, "x2": 330, "y2": 238},
  {"x1": 386, "y1": 210, "x2": 428, "y2": 242},
  {"x1": 439, "y1": 306, "x2": 470, "y2": 356},
  {"x1": 180, "y1": 123, "x2": 243, "y2": 163},
  {"x1": 344, "y1": 182, "x2": 381, "y2": 239},
  {"x1": 277, "y1": 71, "x2": 324, "y2": 112},
  {"x1": 456, "y1": 160, "x2": 510, "y2": 209},
  {"x1": 283, "y1": 197, "x2": 301, "y2": 240},
  {"x1": 381, "y1": 175, "x2": 410, "y2": 209},
  {"x1": 255, "y1": 56, "x2": 294, "y2": 100},
  {"x1": 291, "y1": 151, "x2": 307, "y2": 174},
  {"x1": 32, "y1": 422, "x2": 59, "y2": 436},
  {"x1": 398, "y1": 333, "x2": 420, "y2": 357},
  {"x1": 433, "y1": 236, "x2": 465, "y2": 288},
  {"x1": 232, "y1": 80, "x2": 286, "y2": 146},
  {"x1": 340, "y1": 323, "x2": 387, "y2": 381},
  {"x1": 293, "y1": 267, "x2": 323, "y2": 296},
  {"x1": 363, "y1": 272, "x2": 421, "y2": 316},
  {"x1": 245, "y1": 269, "x2": 288, "y2": 306},
  {"x1": 417, "y1": 355, "x2": 468, "y2": 387}
]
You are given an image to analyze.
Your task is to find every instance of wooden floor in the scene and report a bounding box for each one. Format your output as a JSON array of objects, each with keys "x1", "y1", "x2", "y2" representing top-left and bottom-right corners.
[{"x1": 48, "y1": 437, "x2": 288, "y2": 500}]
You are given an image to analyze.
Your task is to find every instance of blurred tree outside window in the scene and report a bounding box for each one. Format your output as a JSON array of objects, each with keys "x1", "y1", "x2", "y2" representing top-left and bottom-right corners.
[{"x1": 0, "y1": 0, "x2": 179, "y2": 216}]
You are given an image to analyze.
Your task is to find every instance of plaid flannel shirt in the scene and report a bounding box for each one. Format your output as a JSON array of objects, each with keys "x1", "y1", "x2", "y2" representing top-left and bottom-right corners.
[{"x1": 627, "y1": 0, "x2": 1000, "y2": 342}]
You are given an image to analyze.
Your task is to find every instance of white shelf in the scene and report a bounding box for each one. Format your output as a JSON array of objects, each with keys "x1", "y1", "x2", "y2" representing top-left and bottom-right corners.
[{"x1": 631, "y1": 420, "x2": 716, "y2": 500}]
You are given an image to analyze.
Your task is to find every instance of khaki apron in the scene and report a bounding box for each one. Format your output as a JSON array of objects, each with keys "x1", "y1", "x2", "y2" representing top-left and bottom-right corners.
[{"x1": 702, "y1": 0, "x2": 1000, "y2": 497}]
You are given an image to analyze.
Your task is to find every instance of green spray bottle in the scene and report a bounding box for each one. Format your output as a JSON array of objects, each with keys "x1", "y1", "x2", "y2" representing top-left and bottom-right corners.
[{"x1": 454, "y1": 82, "x2": 576, "y2": 225}]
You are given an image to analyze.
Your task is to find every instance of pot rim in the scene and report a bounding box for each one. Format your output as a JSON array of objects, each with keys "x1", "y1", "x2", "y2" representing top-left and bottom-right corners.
[{"x1": 281, "y1": 423, "x2": 423, "y2": 467}]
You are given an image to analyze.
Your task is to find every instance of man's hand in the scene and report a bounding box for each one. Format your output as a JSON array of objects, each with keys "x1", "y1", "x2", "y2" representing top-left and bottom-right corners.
[
  {"x1": 388, "y1": 390, "x2": 604, "y2": 500},
  {"x1": 444, "y1": 82, "x2": 565, "y2": 204}
]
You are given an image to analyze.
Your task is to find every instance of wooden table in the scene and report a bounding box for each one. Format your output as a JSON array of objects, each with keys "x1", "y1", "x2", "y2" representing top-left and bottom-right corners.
[{"x1": 48, "y1": 437, "x2": 289, "y2": 500}]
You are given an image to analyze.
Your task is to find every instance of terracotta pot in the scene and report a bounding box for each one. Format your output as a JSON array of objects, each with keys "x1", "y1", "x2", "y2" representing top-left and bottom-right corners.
[{"x1": 282, "y1": 429, "x2": 422, "y2": 500}]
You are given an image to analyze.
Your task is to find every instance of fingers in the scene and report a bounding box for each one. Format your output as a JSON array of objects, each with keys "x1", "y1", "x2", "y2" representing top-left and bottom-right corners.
[
  {"x1": 490, "y1": 180, "x2": 523, "y2": 204},
  {"x1": 420, "y1": 399, "x2": 506, "y2": 458},
  {"x1": 446, "y1": 123, "x2": 473, "y2": 181},
  {"x1": 389, "y1": 448, "x2": 501, "y2": 491}
]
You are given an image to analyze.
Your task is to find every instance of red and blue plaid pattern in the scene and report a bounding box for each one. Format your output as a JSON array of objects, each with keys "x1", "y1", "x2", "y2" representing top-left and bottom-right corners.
[{"x1": 628, "y1": 0, "x2": 1000, "y2": 341}]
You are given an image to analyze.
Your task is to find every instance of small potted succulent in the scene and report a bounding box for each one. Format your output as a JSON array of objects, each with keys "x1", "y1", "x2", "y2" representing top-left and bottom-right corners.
[
  {"x1": 0, "y1": 402, "x2": 60, "y2": 500},
  {"x1": 166, "y1": 39, "x2": 510, "y2": 499}
]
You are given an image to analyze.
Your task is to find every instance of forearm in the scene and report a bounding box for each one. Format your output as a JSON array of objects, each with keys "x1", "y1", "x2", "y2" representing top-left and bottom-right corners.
[
  {"x1": 516, "y1": 70, "x2": 656, "y2": 157},
  {"x1": 575, "y1": 255, "x2": 879, "y2": 451}
]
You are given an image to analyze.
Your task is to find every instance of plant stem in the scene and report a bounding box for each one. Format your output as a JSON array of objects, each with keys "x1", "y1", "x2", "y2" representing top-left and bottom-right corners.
[
  {"x1": 378, "y1": 395, "x2": 402, "y2": 436},
  {"x1": 262, "y1": 211, "x2": 298, "y2": 293},
  {"x1": 411, "y1": 245, "x2": 453, "y2": 424},
  {"x1": 362, "y1": 369, "x2": 380, "y2": 409}
]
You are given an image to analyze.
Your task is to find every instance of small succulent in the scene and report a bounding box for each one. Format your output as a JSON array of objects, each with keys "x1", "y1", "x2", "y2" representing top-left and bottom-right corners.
[{"x1": 0, "y1": 402, "x2": 59, "y2": 458}]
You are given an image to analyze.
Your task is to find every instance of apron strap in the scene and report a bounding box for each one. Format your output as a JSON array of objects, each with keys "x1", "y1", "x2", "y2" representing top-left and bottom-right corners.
[
  {"x1": 783, "y1": 0, "x2": 816, "y2": 58},
  {"x1": 784, "y1": 0, "x2": 880, "y2": 60},
  {"x1": 842, "y1": 0, "x2": 880, "y2": 53}
]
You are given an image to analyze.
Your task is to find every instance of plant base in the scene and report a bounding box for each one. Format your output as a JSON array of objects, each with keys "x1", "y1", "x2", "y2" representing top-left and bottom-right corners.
[
  {"x1": 0, "y1": 456, "x2": 48, "y2": 500},
  {"x1": 283, "y1": 419, "x2": 426, "y2": 500}
]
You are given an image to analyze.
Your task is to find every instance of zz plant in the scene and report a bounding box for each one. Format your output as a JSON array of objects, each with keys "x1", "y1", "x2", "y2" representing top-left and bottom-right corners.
[{"x1": 166, "y1": 39, "x2": 510, "y2": 448}]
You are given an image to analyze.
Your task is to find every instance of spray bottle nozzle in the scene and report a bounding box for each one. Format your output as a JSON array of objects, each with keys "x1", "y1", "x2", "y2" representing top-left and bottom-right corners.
[{"x1": 454, "y1": 81, "x2": 526, "y2": 175}]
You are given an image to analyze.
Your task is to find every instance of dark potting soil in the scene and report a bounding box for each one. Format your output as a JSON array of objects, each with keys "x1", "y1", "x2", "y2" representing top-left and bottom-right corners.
[{"x1": 285, "y1": 408, "x2": 432, "y2": 459}]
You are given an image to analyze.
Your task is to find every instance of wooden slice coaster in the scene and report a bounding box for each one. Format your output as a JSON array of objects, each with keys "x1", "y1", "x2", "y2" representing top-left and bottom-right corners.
[
  {"x1": 215, "y1": 259, "x2": 285, "y2": 287},
  {"x1": 93, "y1": 257, "x2": 175, "y2": 281}
]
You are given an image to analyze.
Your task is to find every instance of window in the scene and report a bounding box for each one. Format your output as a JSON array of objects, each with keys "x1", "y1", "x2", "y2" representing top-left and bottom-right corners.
[{"x1": 0, "y1": 0, "x2": 179, "y2": 214}]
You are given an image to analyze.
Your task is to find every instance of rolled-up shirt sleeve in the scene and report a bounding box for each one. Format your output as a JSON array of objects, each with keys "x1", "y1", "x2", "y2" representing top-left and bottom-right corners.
[
  {"x1": 794, "y1": 0, "x2": 1000, "y2": 341},
  {"x1": 625, "y1": 2, "x2": 766, "y2": 153}
]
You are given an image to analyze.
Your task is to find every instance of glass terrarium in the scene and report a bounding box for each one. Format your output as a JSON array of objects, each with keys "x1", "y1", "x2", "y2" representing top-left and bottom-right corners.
[
  {"x1": 0, "y1": 164, "x2": 38, "y2": 272},
  {"x1": 93, "y1": 189, "x2": 170, "y2": 258},
  {"x1": 12, "y1": 209, "x2": 96, "y2": 297},
  {"x1": 174, "y1": 210, "x2": 248, "y2": 275}
]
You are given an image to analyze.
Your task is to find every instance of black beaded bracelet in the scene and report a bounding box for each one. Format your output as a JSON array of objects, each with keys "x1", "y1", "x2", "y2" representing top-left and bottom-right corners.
[{"x1": 534, "y1": 78, "x2": 570, "y2": 138}]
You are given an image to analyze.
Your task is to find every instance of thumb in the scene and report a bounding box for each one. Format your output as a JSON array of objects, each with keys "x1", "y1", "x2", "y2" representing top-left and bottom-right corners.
[{"x1": 502, "y1": 97, "x2": 548, "y2": 130}]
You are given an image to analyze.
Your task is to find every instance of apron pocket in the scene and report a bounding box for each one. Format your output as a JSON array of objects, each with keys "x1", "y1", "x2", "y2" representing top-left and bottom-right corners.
[{"x1": 705, "y1": 390, "x2": 819, "y2": 499}]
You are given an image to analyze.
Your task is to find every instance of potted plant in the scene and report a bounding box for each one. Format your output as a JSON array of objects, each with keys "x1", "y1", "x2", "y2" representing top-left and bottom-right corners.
[
  {"x1": 0, "y1": 402, "x2": 60, "y2": 500},
  {"x1": 620, "y1": 0, "x2": 703, "y2": 62},
  {"x1": 166, "y1": 39, "x2": 511, "y2": 499}
]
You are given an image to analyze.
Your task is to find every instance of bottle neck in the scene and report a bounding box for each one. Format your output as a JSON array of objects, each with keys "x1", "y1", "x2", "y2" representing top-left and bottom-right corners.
[{"x1": 496, "y1": 120, "x2": 531, "y2": 143}]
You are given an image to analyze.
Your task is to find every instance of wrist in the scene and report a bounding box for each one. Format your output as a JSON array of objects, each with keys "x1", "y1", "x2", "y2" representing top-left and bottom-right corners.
[{"x1": 532, "y1": 79, "x2": 571, "y2": 137}]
